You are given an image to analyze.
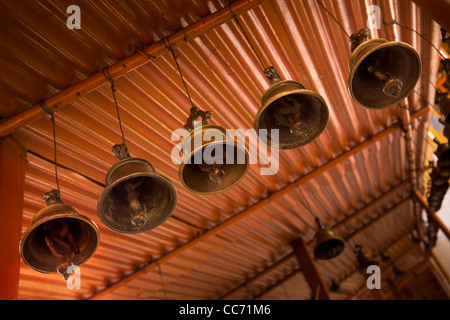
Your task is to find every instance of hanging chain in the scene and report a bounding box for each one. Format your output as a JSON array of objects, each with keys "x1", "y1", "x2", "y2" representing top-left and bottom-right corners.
[
  {"x1": 229, "y1": 5, "x2": 266, "y2": 71},
  {"x1": 50, "y1": 113, "x2": 61, "y2": 196},
  {"x1": 382, "y1": 19, "x2": 445, "y2": 59},
  {"x1": 162, "y1": 37, "x2": 196, "y2": 110},
  {"x1": 102, "y1": 67, "x2": 126, "y2": 146},
  {"x1": 315, "y1": 0, "x2": 351, "y2": 40},
  {"x1": 156, "y1": 262, "x2": 168, "y2": 300}
]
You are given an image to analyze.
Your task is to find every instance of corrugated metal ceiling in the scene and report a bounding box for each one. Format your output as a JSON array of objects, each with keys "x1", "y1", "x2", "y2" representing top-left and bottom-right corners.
[{"x1": 0, "y1": 0, "x2": 444, "y2": 299}]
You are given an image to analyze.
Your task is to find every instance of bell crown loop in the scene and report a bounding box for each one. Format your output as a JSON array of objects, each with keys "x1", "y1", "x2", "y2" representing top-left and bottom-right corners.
[
  {"x1": 184, "y1": 107, "x2": 213, "y2": 132},
  {"x1": 264, "y1": 66, "x2": 282, "y2": 85},
  {"x1": 350, "y1": 28, "x2": 370, "y2": 52},
  {"x1": 44, "y1": 189, "x2": 63, "y2": 206},
  {"x1": 112, "y1": 143, "x2": 131, "y2": 161}
]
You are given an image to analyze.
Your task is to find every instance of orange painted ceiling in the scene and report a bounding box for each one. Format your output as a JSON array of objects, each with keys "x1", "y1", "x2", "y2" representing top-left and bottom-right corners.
[{"x1": 0, "y1": 0, "x2": 444, "y2": 299}]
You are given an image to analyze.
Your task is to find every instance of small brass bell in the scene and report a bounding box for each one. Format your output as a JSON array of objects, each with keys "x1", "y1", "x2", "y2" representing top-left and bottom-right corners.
[
  {"x1": 254, "y1": 66, "x2": 329, "y2": 149},
  {"x1": 348, "y1": 29, "x2": 421, "y2": 109},
  {"x1": 97, "y1": 144, "x2": 177, "y2": 233},
  {"x1": 354, "y1": 245, "x2": 379, "y2": 274},
  {"x1": 179, "y1": 107, "x2": 249, "y2": 194},
  {"x1": 313, "y1": 217, "x2": 345, "y2": 260},
  {"x1": 19, "y1": 190, "x2": 100, "y2": 280}
]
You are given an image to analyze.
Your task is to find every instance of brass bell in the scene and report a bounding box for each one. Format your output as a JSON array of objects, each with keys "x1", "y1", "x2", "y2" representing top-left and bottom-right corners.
[
  {"x1": 354, "y1": 245, "x2": 379, "y2": 274},
  {"x1": 254, "y1": 66, "x2": 329, "y2": 149},
  {"x1": 97, "y1": 144, "x2": 177, "y2": 233},
  {"x1": 313, "y1": 217, "x2": 345, "y2": 260},
  {"x1": 179, "y1": 107, "x2": 249, "y2": 194},
  {"x1": 19, "y1": 190, "x2": 100, "y2": 280},
  {"x1": 348, "y1": 29, "x2": 421, "y2": 109}
]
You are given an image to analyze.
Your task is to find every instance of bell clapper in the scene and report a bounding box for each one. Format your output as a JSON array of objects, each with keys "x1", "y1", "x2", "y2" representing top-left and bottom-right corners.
[
  {"x1": 124, "y1": 178, "x2": 149, "y2": 228},
  {"x1": 199, "y1": 161, "x2": 225, "y2": 185},
  {"x1": 272, "y1": 97, "x2": 308, "y2": 137},
  {"x1": 367, "y1": 64, "x2": 403, "y2": 98},
  {"x1": 43, "y1": 220, "x2": 79, "y2": 280}
]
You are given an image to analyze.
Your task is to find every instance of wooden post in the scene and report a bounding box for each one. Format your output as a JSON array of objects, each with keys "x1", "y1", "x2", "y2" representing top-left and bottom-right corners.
[
  {"x1": 0, "y1": 137, "x2": 27, "y2": 300},
  {"x1": 291, "y1": 238, "x2": 330, "y2": 300}
]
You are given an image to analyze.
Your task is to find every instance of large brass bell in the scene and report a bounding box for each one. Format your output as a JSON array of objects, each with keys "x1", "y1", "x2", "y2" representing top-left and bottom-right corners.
[
  {"x1": 354, "y1": 245, "x2": 379, "y2": 274},
  {"x1": 19, "y1": 190, "x2": 100, "y2": 280},
  {"x1": 254, "y1": 66, "x2": 329, "y2": 149},
  {"x1": 313, "y1": 217, "x2": 345, "y2": 260},
  {"x1": 348, "y1": 29, "x2": 421, "y2": 109},
  {"x1": 97, "y1": 144, "x2": 177, "y2": 233},
  {"x1": 179, "y1": 107, "x2": 249, "y2": 194}
]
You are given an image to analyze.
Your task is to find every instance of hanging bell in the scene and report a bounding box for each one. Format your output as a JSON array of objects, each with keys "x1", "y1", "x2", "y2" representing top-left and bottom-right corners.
[
  {"x1": 179, "y1": 107, "x2": 249, "y2": 194},
  {"x1": 19, "y1": 190, "x2": 100, "y2": 280},
  {"x1": 97, "y1": 144, "x2": 177, "y2": 234},
  {"x1": 254, "y1": 66, "x2": 329, "y2": 149},
  {"x1": 348, "y1": 29, "x2": 421, "y2": 109},
  {"x1": 354, "y1": 245, "x2": 379, "y2": 274},
  {"x1": 312, "y1": 217, "x2": 345, "y2": 260}
]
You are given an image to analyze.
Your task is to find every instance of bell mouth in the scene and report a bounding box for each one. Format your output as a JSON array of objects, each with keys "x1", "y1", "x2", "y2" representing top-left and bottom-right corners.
[
  {"x1": 255, "y1": 80, "x2": 329, "y2": 149},
  {"x1": 19, "y1": 204, "x2": 100, "y2": 274},
  {"x1": 313, "y1": 229, "x2": 345, "y2": 260},
  {"x1": 179, "y1": 140, "x2": 249, "y2": 195},
  {"x1": 348, "y1": 39, "x2": 421, "y2": 110},
  {"x1": 97, "y1": 172, "x2": 177, "y2": 234}
]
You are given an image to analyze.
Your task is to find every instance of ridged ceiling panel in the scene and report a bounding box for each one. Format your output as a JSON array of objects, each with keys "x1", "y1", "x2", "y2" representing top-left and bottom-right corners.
[{"x1": 2, "y1": 0, "x2": 442, "y2": 300}]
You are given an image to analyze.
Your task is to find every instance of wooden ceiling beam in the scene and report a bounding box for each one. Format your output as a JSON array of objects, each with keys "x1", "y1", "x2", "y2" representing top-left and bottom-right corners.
[
  {"x1": 254, "y1": 231, "x2": 416, "y2": 300},
  {"x1": 218, "y1": 192, "x2": 411, "y2": 299}
]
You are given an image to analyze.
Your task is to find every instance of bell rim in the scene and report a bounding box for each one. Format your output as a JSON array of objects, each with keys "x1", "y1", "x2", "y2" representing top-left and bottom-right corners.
[
  {"x1": 313, "y1": 230, "x2": 345, "y2": 260},
  {"x1": 105, "y1": 157, "x2": 156, "y2": 187},
  {"x1": 178, "y1": 140, "x2": 250, "y2": 195},
  {"x1": 254, "y1": 86, "x2": 330, "y2": 149},
  {"x1": 348, "y1": 38, "x2": 388, "y2": 71},
  {"x1": 348, "y1": 39, "x2": 422, "y2": 110},
  {"x1": 19, "y1": 203, "x2": 100, "y2": 274},
  {"x1": 97, "y1": 171, "x2": 177, "y2": 234}
]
